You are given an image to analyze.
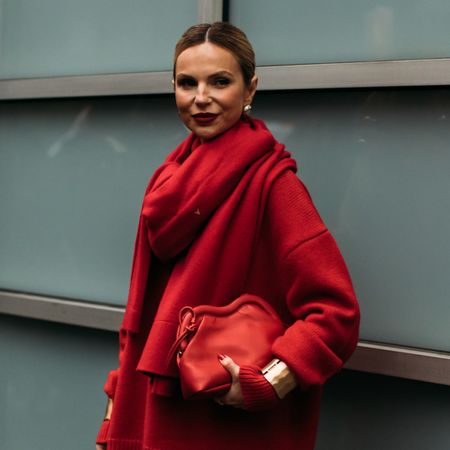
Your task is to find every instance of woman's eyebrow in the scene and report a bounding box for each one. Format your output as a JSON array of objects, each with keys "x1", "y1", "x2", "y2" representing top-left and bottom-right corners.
[
  {"x1": 176, "y1": 70, "x2": 234, "y2": 79},
  {"x1": 176, "y1": 73, "x2": 194, "y2": 79},
  {"x1": 209, "y1": 70, "x2": 234, "y2": 78}
]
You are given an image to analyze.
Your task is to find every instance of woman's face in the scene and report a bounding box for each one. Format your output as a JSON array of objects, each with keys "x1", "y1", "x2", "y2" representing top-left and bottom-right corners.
[{"x1": 174, "y1": 42, "x2": 257, "y2": 142}]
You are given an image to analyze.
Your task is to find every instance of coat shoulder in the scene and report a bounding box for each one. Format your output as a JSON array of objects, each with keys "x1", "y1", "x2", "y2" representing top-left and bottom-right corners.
[{"x1": 266, "y1": 170, "x2": 328, "y2": 258}]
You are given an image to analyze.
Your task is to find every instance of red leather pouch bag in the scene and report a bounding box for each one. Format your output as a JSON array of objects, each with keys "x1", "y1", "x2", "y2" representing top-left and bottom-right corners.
[{"x1": 169, "y1": 293, "x2": 286, "y2": 400}]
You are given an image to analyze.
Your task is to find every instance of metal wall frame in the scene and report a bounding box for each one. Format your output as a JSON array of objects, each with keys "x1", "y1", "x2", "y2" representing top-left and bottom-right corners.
[
  {"x1": 2, "y1": 58, "x2": 450, "y2": 100},
  {"x1": 1, "y1": 289, "x2": 449, "y2": 386}
]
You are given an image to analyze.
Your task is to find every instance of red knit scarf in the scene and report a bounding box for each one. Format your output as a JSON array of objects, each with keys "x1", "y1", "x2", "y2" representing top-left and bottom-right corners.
[{"x1": 121, "y1": 116, "x2": 297, "y2": 385}]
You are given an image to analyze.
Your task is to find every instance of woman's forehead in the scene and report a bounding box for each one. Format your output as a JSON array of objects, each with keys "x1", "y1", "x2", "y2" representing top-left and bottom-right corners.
[{"x1": 175, "y1": 42, "x2": 240, "y2": 76}]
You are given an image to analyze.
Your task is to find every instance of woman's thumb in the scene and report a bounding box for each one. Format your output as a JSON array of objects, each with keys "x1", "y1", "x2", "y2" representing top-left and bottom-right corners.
[{"x1": 218, "y1": 354, "x2": 240, "y2": 380}]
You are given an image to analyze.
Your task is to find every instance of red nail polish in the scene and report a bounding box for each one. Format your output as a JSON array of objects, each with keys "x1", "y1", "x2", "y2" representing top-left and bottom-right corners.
[{"x1": 217, "y1": 354, "x2": 225, "y2": 361}]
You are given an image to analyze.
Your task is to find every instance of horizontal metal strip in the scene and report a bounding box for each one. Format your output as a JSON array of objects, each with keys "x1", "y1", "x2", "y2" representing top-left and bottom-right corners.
[
  {"x1": 0, "y1": 290, "x2": 123, "y2": 332},
  {"x1": 1, "y1": 58, "x2": 450, "y2": 100},
  {"x1": 345, "y1": 341, "x2": 450, "y2": 386},
  {"x1": 0, "y1": 71, "x2": 173, "y2": 100},
  {"x1": 256, "y1": 58, "x2": 450, "y2": 90},
  {"x1": 1, "y1": 289, "x2": 449, "y2": 385}
]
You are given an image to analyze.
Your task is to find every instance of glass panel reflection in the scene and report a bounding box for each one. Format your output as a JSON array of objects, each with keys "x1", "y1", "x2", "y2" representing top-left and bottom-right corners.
[
  {"x1": 0, "y1": 0, "x2": 197, "y2": 78},
  {"x1": 230, "y1": 0, "x2": 450, "y2": 64}
]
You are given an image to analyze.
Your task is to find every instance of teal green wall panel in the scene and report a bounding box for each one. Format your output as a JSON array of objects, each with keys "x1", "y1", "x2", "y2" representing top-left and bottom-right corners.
[
  {"x1": 1, "y1": 315, "x2": 449, "y2": 450},
  {"x1": 230, "y1": 0, "x2": 450, "y2": 64},
  {"x1": 0, "y1": 96, "x2": 188, "y2": 305},
  {"x1": 0, "y1": 315, "x2": 118, "y2": 450},
  {"x1": 1, "y1": 89, "x2": 450, "y2": 351},
  {"x1": 0, "y1": 0, "x2": 197, "y2": 79},
  {"x1": 316, "y1": 370, "x2": 450, "y2": 450}
]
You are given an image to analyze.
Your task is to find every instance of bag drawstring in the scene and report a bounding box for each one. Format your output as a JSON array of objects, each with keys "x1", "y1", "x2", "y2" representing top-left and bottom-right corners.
[{"x1": 166, "y1": 309, "x2": 197, "y2": 367}]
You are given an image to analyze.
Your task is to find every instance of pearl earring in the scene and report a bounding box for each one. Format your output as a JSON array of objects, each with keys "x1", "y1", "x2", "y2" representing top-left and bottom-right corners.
[{"x1": 243, "y1": 104, "x2": 252, "y2": 113}]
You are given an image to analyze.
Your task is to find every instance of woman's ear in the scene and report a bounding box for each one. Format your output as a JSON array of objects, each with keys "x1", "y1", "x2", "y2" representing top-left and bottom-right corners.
[
  {"x1": 245, "y1": 75, "x2": 258, "y2": 105},
  {"x1": 171, "y1": 79, "x2": 175, "y2": 91}
]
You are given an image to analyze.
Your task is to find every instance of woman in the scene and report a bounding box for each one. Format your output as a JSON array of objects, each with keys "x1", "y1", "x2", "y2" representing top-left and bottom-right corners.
[{"x1": 96, "y1": 22, "x2": 360, "y2": 450}]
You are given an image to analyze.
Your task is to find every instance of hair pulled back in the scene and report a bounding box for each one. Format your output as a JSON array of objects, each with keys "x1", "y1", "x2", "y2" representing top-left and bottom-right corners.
[{"x1": 173, "y1": 22, "x2": 256, "y2": 87}]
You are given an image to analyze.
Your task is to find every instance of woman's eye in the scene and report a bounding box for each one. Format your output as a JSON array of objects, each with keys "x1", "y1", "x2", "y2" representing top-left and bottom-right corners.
[
  {"x1": 177, "y1": 78, "x2": 196, "y2": 88},
  {"x1": 214, "y1": 77, "x2": 231, "y2": 87}
]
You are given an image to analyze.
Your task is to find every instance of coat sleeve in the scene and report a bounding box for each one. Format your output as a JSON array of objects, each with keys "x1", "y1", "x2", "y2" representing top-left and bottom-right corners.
[
  {"x1": 103, "y1": 328, "x2": 128, "y2": 398},
  {"x1": 267, "y1": 171, "x2": 360, "y2": 390},
  {"x1": 96, "y1": 328, "x2": 128, "y2": 444}
]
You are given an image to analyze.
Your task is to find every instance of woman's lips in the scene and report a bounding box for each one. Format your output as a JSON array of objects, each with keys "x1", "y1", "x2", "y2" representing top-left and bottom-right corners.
[{"x1": 192, "y1": 113, "x2": 218, "y2": 125}]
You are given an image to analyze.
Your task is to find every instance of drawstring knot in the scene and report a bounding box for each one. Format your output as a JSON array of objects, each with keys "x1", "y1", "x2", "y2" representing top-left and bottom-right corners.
[{"x1": 166, "y1": 307, "x2": 197, "y2": 368}]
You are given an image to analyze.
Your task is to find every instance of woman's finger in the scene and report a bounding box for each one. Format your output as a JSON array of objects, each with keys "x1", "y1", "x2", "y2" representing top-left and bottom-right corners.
[{"x1": 218, "y1": 354, "x2": 240, "y2": 380}]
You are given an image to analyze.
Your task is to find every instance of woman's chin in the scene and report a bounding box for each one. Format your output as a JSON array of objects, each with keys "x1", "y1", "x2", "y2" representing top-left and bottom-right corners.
[
  {"x1": 191, "y1": 122, "x2": 238, "y2": 142},
  {"x1": 193, "y1": 128, "x2": 221, "y2": 142}
]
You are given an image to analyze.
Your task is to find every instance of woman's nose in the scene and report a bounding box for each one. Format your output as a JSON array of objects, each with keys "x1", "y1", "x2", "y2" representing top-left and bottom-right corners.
[{"x1": 194, "y1": 84, "x2": 211, "y2": 105}]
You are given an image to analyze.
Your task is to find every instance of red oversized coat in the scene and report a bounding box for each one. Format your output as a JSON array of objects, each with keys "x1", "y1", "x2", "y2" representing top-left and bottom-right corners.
[{"x1": 97, "y1": 168, "x2": 360, "y2": 450}]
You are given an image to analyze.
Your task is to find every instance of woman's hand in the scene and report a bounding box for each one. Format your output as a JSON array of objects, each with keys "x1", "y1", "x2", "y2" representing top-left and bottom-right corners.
[
  {"x1": 216, "y1": 354, "x2": 282, "y2": 411},
  {"x1": 216, "y1": 354, "x2": 245, "y2": 408}
]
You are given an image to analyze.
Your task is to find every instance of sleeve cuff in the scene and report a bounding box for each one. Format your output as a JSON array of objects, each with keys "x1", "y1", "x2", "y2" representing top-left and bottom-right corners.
[
  {"x1": 95, "y1": 419, "x2": 110, "y2": 445},
  {"x1": 239, "y1": 365, "x2": 279, "y2": 411}
]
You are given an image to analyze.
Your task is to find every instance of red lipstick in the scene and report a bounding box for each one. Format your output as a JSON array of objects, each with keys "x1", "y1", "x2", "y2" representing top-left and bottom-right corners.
[{"x1": 192, "y1": 113, "x2": 218, "y2": 125}]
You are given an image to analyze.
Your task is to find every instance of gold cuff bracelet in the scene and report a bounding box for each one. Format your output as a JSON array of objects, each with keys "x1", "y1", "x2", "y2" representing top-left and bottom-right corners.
[
  {"x1": 262, "y1": 359, "x2": 298, "y2": 399},
  {"x1": 104, "y1": 398, "x2": 113, "y2": 420}
]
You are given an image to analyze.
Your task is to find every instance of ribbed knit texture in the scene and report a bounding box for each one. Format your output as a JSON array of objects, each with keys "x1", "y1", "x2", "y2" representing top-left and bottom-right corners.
[
  {"x1": 108, "y1": 439, "x2": 145, "y2": 450},
  {"x1": 96, "y1": 419, "x2": 110, "y2": 444},
  {"x1": 239, "y1": 365, "x2": 279, "y2": 411}
]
